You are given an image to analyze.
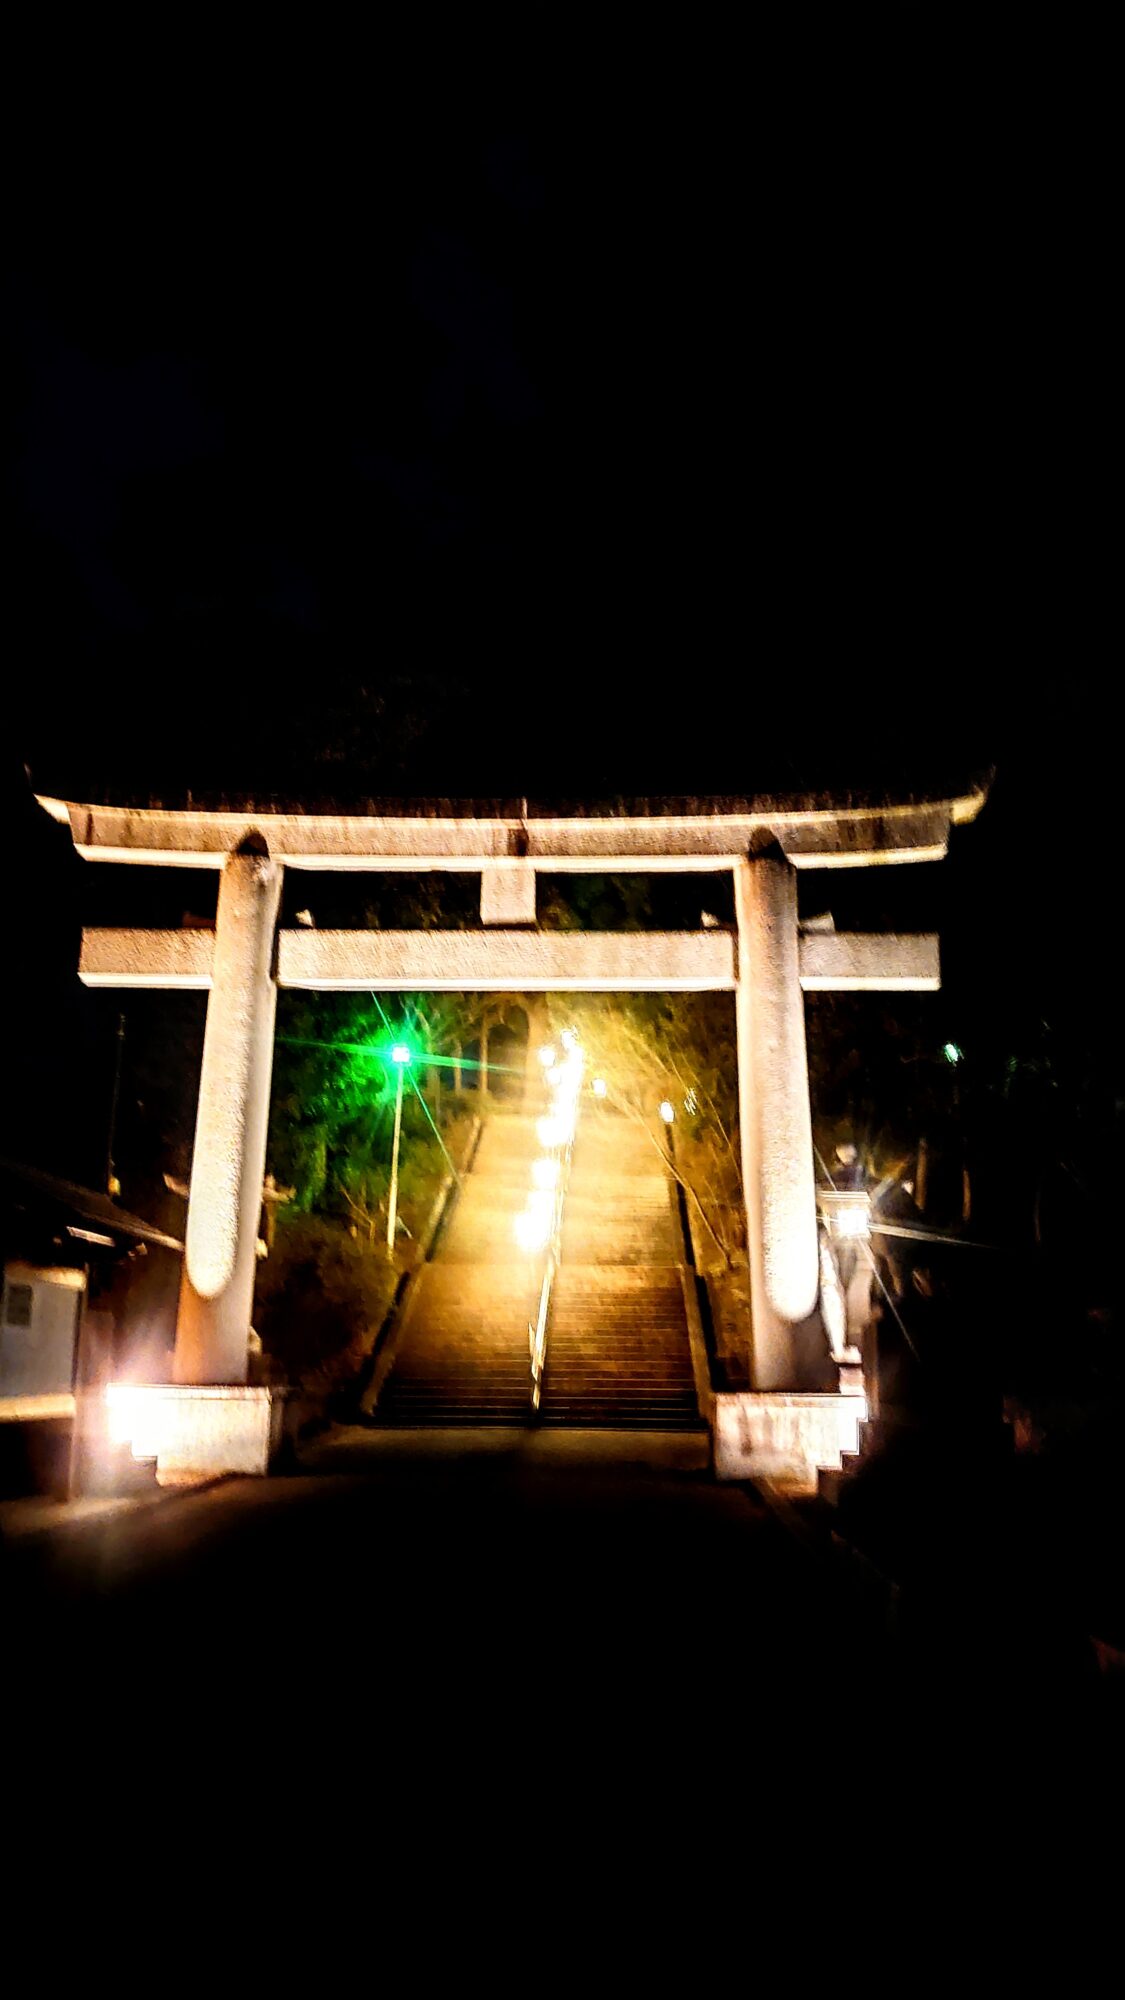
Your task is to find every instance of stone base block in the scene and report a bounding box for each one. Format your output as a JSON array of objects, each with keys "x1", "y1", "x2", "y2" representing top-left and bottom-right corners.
[
  {"x1": 713, "y1": 1391, "x2": 865, "y2": 1490},
  {"x1": 105, "y1": 1384, "x2": 283, "y2": 1482}
]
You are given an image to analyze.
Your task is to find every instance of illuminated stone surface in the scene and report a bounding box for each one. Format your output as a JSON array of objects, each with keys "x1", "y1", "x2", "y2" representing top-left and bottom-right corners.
[
  {"x1": 280, "y1": 928, "x2": 735, "y2": 991},
  {"x1": 735, "y1": 856, "x2": 821, "y2": 1390},
  {"x1": 81, "y1": 928, "x2": 215, "y2": 987},
  {"x1": 106, "y1": 1383, "x2": 281, "y2": 1480},
  {"x1": 38, "y1": 789, "x2": 984, "y2": 870},
  {"x1": 81, "y1": 922, "x2": 940, "y2": 998},
  {"x1": 798, "y1": 931, "x2": 939, "y2": 991},
  {"x1": 175, "y1": 844, "x2": 282, "y2": 1385},
  {"x1": 779, "y1": 805, "x2": 954, "y2": 868},
  {"x1": 712, "y1": 1392, "x2": 863, "y2": 1488},
  {"x1": 480, "y1": 861, "x2": 536, "y2": 924},
  {"x1": 0, "y1": 1392, "x2": 76, "y2": 1421}
]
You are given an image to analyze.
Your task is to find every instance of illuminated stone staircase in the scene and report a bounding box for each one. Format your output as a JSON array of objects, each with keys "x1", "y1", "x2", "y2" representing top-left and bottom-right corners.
[
  {"x1": 373, "y1": 1115, "x2": 539, "y2": 1426},
  {"x1": 539, "y1": 1118, "x2": 704, "y2": 1430},
  {"x1": 373, "y1": 1108, "x2": 704, "y2": 1431}
]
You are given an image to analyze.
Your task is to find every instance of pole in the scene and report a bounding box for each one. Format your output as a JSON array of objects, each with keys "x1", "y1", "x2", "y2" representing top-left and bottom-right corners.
[
  {"x1": 387, "y1": 1061, "x2": 405, "y2": 1252},
  {"x1": 106, "y1": 1011, "x2": 125, "y2": 1196}
]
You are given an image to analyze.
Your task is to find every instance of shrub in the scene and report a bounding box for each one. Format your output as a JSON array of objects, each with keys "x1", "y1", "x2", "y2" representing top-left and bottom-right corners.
[{"x1": 254, "y1": 1214, "x2": 399, "y2": 1392}]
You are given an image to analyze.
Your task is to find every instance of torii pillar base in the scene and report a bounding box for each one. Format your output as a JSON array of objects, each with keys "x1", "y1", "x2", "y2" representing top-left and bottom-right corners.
[
  {"x1": 712, "y1": 1392, "x2": 865, "y2": 1491},
  {"x1": 104, "y1": 1382, "x2": 285, "y2": 1484}
]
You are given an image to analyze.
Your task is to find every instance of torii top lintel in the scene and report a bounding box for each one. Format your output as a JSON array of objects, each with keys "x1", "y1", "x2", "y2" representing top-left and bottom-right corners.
[{"x1": 38, "y1": 784, "x2": 987, "y2": 872}]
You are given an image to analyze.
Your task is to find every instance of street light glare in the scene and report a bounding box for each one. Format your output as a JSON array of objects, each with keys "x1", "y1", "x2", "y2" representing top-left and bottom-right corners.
[
  {"x1": 391, "y1": 1043, "x2": 413, "y2": 1066},
  {"x1": 592, "y1": 1076, "x2": 607, "y2": 1098},
  {"x1": 659, "y1": 1099, "x2": 675, "y2": 1125},
  {"x1": 515, "y1": 1208, "x2": 552, "y2": 1254}
]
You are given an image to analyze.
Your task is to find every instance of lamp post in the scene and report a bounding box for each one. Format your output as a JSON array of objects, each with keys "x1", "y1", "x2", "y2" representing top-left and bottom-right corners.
[
  {"x1": 105, "y1": 1012, "x2": 126, "y2": 1197},
  {"x1": 387, "y1": 1043, "x2": 412, "y2": 1253}
]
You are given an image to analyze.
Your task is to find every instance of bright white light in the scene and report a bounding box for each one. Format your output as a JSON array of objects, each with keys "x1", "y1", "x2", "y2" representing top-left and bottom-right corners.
[
  {"x1": 391, "y1": 1044, "x2": 412, "y2": 1066},
  {"x1": 560, "y1": 1028, "x2": 578, "y2": 1051},
  {"x1": 105, "y1": 1384, "x2": 172, "y2": 1461},
  {"x1": 538, "y1": 1044, "x2": 556, "y2": 1068},
  {"x1": 531, "y1": 1156, "x2": 560, "y2": 1190},
  {"x1": 537, "y1": 1114, "x2": 569, "y2": 1149},
  {"x1": 515, "y1": 1208, "x2": 552, "y2": 1253},
  {"x1": 592, "y1": 1077, "x2": 607, "y2": 1098},
  {"x1": 659, "y1": 1099, "x2": 675, "y2": 1125},
  {"x1": 106, "y1": 1384, "x2": 136, "y2": 1446},
  {"x1": 835, "y1": 1202, "x2": 871, "y2": 1239}
]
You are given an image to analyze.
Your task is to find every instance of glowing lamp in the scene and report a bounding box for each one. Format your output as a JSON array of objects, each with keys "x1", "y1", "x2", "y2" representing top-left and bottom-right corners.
[
  {"x1": 105, "y1": 1384, "x2": 172, "y2": 1462},
  {"x1": 592, "y1": 1077, "x2": 607, "y2": 1098},
  {"x1": 659, "y1": 1100, "x2": 675, "y2": 1126},
  {"x1": 515, "y1": 1208, "x2": 552, "y2": 1254},
  {"x1": 391, "y1": 1044, "x2": 412, "y2": 1066},
  {"x1": 538, "y1": 1045, "x2": 557, "y2": 1068},
  {"x1": 834, "y1": 1201, "x2": 871, "y2": 1240},
  {"x1": 818, "y1": 1189, "x2": 871, "y2": 1242}
]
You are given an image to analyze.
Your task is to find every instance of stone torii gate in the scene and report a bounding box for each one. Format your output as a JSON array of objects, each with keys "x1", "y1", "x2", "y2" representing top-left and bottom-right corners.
[{"x1": 39, "y1": 783, "x2": 985, "y2": 1480}]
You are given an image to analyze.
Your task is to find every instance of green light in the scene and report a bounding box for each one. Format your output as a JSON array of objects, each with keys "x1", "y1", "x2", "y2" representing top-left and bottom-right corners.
[
  {"x1": 943, "y1": 1042, "x2": 962, "y2": 1065},
  {"x1": 391, "y1": 1043, "x2": 413, "y2": 1066}
]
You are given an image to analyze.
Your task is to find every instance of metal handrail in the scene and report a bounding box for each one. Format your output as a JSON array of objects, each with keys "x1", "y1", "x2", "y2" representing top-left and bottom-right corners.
[
  {"x1": 528, "y1": 1247, "x2": 555, "y2": 1413},
  {"x1": 528, "y1": 1134, "x2": 574, "y2": 1414}
]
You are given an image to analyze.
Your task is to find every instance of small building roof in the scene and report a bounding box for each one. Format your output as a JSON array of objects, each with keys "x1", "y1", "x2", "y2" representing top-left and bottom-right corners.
[{"x1": 0, "y1": 1159, "x2": 184, "y2": 1256}]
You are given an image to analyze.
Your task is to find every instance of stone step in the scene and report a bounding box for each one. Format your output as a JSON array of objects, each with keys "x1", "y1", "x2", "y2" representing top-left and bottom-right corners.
[
  {"x1": 816, "y1": 1459, "x2": 860, "y2": 1505},
  {"x1": 544, "y1": 1381, "x2": 696, "y2": 1397},
  {"x1": 553, "y1": 1265, "x2": 683, "y2": 1288},
  {"x1": 538, "y1": 1408, "x2": 705, "y2": 1430},
  {"x1": 547, "y1": 1343, "x2": 694, "y2": 1360},
  {"x1": 549, "y1": 1326, "x2": 687, "y2": 1340},
  {"x1": 377, "y1": 1102, "x2": 699, "y2": 1429}
]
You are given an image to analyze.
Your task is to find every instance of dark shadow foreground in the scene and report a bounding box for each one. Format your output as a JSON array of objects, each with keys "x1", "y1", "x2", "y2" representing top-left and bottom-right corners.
[{"x1": 3, "y1": 1436, "x2": 1120, "y2": 1923}]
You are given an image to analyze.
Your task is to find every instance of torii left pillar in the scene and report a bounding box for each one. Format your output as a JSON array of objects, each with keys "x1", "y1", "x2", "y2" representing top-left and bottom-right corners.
[
  {"x1": 734, "y1": 849, "x2": 823, "y2": 1390},
  {"x1": 174, "y1": 834, "x2": 282, "y2": 1384}
]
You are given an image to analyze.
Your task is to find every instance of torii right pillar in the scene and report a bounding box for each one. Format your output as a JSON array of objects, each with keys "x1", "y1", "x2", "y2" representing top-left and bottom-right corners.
[{"x1": 734, "y1": 850, "x2": 823, "y2": 1390}]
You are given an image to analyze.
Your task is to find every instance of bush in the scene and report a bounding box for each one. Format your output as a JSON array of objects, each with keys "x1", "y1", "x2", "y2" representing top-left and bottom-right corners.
[{"x1": 254, "y1": 1214, "x2": 399, "y2": 1393}]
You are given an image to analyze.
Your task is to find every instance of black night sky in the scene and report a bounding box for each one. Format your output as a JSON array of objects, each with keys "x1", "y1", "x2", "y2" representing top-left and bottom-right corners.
[{"x1": 1, "y1": 40, "x2": 1117, "y2": 1194}]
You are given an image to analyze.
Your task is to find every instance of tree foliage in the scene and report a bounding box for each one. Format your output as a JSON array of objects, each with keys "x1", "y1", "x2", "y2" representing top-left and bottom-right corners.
[
  {"x1": 547, "y1": 989, "x2": 745, "y2": 1271},
  {"x1": 253, "y1": 1213, "x2": 399, "y2": 1392}
]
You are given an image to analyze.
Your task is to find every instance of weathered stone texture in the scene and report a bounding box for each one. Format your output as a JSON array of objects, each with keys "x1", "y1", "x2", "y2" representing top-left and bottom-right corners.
[
  {"x1": 480, "y1": 861, "x2": 537, "y2": 925},
  {"x1": 41, "y1": 792, "x2": 983, "y2": 869},
  {"x1": 735, "y1": 856, "x2": 821, "y2": 1390},
  {"x1": 712, "y1": 1391, "x2": 863, "y2": 1487},
  {"x1": 174, "y1": 848, "x2": 281, "y2": 1385},
  {"x1": 80, "y1": 928, "x2": 215, "y2": 987},
  {"x1": 798, "y1": 931, "x2": 939, "y2": 990},
  {"x1": 279, "y1": 928, "x2": 736, "y2": 991}
]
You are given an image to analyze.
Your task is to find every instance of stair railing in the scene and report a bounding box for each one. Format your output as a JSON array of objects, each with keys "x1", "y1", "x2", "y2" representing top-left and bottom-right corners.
[
  {"x1": 524, "y1": 1037, "x2": 584, "y2": 1413},
  {"x1": 528, "y1": 1243, "x2": 556, "y2": 1414}
]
